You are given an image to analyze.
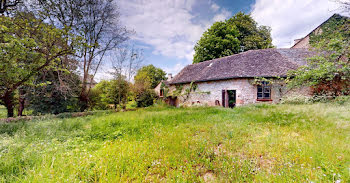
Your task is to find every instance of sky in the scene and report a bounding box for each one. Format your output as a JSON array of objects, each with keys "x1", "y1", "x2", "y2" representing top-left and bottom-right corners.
[{"x1": 97, "y1": 0, "x2": 345, "y2": 80}]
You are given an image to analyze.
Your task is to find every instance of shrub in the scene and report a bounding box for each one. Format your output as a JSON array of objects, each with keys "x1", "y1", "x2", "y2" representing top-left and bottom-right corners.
[
  {"x1": 334, "y1": 96, "x2": 350, "y2": 105},
  {"x1": 136, "y1": 89, "x2": 156, "y2": 108}
]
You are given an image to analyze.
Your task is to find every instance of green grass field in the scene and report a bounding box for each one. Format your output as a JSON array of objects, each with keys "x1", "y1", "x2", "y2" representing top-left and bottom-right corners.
[{"x1": 0, "y1": 103, "x2": 349, "y2": 182}]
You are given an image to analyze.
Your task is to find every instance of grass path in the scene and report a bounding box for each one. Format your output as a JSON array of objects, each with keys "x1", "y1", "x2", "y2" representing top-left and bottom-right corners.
[{"x1": 0, "y1": 103, "x2": 349, "y2": 182}]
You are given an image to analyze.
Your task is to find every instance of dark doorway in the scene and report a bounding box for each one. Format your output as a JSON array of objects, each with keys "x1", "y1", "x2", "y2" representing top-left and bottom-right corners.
[
  {"x1": 227, "y1": 90, "x2": 236, "y2": 108},
  {"x1": 222, "y1": 90, "x2": 236, "y2": 108}
]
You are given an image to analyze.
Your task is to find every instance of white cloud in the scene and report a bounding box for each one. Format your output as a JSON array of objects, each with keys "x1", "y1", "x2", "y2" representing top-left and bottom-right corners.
[
  {"x1": 211, "y1": 3, "x2": 220, "y2": 12},
  {"x1": 251, "y1": 0, "x2": 343, "y2": 48},
  {"x1": 163, "y1": 63, "x2": 188, "y2": 76},
  {"x1": 118, "y1": 0, "x2": 231, "y2": 62}
]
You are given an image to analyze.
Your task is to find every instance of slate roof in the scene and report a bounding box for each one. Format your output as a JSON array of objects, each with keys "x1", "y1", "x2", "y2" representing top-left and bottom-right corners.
[{"x1": 170, "y1": 48, "x2": 316, "y2": 84}]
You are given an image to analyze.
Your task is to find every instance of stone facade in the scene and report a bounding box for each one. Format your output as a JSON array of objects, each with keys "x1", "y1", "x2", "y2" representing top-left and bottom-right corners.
[
  {"x1": 162, "y1": 78, "x2": 293, "y2": 107},
  {"x1": 292, "y1": 35, "x2": 310, "y2": 48},
  {"x1": 292, "y1": 23, "x2": 323, "y2": 49}
]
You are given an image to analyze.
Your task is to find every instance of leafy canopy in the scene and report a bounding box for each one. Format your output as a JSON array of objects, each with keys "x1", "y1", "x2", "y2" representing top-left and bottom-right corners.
[
  {"x1": 193, "y1": 12, "x2": 274, "y2": 63},
  {"x1": 89, "y1": 78, "x2": 130, "y2": 110},
  {"x1": 134, "y1": 65, "x2": 167, "y2": 89},
  {"x1": 0, "y1": 13, "x2": 77, "y2": 117},
  {"x1": 0, "y1": 13, "x2": 75, "y2": 97}
]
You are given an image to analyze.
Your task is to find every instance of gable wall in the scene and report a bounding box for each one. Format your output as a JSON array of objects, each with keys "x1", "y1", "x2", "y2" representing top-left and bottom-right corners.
[{"x1": 292, "y1": 35, "x2": 310, "y2": 48}]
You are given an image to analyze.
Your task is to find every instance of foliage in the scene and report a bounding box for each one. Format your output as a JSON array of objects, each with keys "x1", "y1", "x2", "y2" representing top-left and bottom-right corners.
[
  {"x1": 109, "y1": 77, "x2": 130, "y2": 109},
  {"x1": 26, "y1": 70, "x2": 81, "y2": 115},
  {"x1": 36, "y1": 0, "x2": 130, "y2": 111},
  {"x1": 133, "y1": 65, "x2": 165, "y2": 108},
  {"x1": 135, "y1": 89, "x2": 156, "y2": 108},
  {"x1": 287, "y1": 15, "x2": 350, "y2": 96},
  {"x1": 134, "y1": 65, "x2": 167, "y2": 89},
  {"x1": 89, "y1": 80, "x2": 112, "y2": 110},
  {"x1": 160, "y1": 82, "x2": 170, "y2": 98},
  {"x1": 193, "y1": 12, "x2": 274, "y2": 63},
  {"x1": 0, "y1": 103, "x2": 349, "y2": 182},
  {"x1": 89, "y1": 78, "x2": 130, "y2": 110},
  {"x1": 0, "y1": 13, "x2": 76, "y2": 117}
]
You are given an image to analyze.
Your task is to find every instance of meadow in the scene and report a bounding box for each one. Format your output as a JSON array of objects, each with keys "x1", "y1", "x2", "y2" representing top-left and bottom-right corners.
[{"x1": 0, "y1": 102, "x2": 349, "y2": 182}]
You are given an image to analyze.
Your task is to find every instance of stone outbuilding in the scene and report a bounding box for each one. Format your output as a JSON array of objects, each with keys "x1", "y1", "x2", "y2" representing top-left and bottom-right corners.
[{"x1": 155, "y1": 48, "x2": 315, "y2": 108}]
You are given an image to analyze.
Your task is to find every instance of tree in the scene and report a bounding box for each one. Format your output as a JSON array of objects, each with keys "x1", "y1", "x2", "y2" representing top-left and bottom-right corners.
[
  {"x1": 287, "y1": 15, "x2": 350, "y2": 96},
  {"x1": 134, "y1": 65, "x2": 167, "y2": 89},
  {"x1": 109, "y1": 77, "x2": 130, "y2": 110},
  {"x1": 333, "y1": 0, "x2": 350, "y2": 12},
  {"x1": 89, "y1": 80, "x2": 111, "y2": 110},
  {"x1": 26, "y1": 70, "x2": 81, "y2": 115},
  {"x1": 0, "y1": 0, "x2": 20, "y2": 14},
  {"x1": 36, "y1": 0, "x2": 130, "y2": 111},
  {"x1": 0, "y1": 13, "x2": 75, "y2": 117},
  {"x1": 109, "y1": 46, "x2": 143, "y2": 110},
  {"x1": 89, "y1": 78, "x2": 130, "y2": 110},
  {"x1": 133, "y1": 65, "x2": 165, "y2": 108},
  {"x1": 193, "y1": 12, "x2": 273, "y2": 63}
]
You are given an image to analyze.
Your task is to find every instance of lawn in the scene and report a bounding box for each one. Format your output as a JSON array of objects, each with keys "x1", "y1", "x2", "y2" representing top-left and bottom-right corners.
[{"x1": 0, "y1": 103, "x2": 349, "y2": 182}]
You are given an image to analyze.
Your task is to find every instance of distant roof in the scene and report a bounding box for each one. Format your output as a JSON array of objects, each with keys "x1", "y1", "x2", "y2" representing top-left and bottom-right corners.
[
  {"x1": 292, "y1": 14, "x2": 350, "y2": 48},
  {"x1": 170, "y1": 48, "x2": 316, "y2": 84}
]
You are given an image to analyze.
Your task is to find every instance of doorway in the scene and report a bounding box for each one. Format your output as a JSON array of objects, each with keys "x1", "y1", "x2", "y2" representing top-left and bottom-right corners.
[{"x1": 222, "y1": 90, "x2": 236, "y2": 108}]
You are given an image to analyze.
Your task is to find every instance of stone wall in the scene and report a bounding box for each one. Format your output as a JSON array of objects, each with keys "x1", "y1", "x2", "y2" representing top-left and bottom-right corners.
[
  {"x1": 154, "y1": 82, "x2": 162, "y2": 96},
  {"x1": 168, "y1": 78, "x2": 292, "y2": 107},
  {"x1": 292, "y1": 35, "x2": 310, "y2": 48}
]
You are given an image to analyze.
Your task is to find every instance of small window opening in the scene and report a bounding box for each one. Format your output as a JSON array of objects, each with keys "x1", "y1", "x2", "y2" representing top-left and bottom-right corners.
[
  {"x1": 257, "y1": 81, "x2": 271, "y2": 100},
  {"x1": 160, "y1": 89, "x2": 164, "y2": 97}
]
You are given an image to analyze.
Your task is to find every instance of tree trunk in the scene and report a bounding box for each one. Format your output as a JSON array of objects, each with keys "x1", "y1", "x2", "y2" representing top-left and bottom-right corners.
[
  {"x1": 18, "y1": 97, "x2": 25, "y2": 116},
  {"x1": 79, "y1": 94, "x2": 89, "y2": 112},
  {"x1": 3, "y1": 92, "x2": 14, "y2": 118}
]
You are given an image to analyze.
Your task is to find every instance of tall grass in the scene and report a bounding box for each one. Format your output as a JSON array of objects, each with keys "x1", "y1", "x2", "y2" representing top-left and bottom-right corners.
[{"x1": 0, "y1": 103, "x2": 349, "y2": 182}]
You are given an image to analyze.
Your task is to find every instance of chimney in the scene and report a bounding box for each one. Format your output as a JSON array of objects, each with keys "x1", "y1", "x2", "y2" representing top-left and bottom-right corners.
[{"x1": 167, "y1": 73, "x2": 173, "y2": 81}]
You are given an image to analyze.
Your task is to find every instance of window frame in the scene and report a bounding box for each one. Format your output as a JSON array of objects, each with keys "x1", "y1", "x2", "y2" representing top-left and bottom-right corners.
[{"x1": 257, "y1": 81, "x2": 271, "y2": 100}]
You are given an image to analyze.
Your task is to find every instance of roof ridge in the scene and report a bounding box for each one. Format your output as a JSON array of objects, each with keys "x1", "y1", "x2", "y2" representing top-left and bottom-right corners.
[{"x1": 190, "y1": 48, "x2": 280, "y2": 66}]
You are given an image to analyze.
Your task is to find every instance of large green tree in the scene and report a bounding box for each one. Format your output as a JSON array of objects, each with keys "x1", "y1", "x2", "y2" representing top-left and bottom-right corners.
[
  {"x1": 288, "y1": 15, "x2": 350, "y2": 96},
  {"x1": 0, "y1": 13, "x2": 75, "y2": 117},
  {"x1": 133, "y1": 65, "x2": 165, "y2": 108},
  {"x1": 134, "y1": 65, "x2": 167, "y2": 89},
  {"x1": 193, "y1": 12, "x2": 274, "y2": 63}
]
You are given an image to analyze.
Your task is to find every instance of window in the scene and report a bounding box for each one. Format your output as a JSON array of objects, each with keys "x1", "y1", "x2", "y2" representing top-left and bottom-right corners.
[
  {"x1": 160, "y1": 89, "x2": 164, "y2": 97},
  {"x1": 257, "y1": 81, "x2": 271, "y2": 100}
]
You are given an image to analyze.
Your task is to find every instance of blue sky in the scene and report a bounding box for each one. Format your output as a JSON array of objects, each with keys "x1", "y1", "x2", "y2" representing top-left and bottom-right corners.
[{"x1": 97, "y1": 0, "x2": 344, "y2": 80}]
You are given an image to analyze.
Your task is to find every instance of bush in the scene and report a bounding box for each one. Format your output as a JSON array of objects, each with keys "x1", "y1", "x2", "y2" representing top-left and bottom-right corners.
[
  {"x1": 334, "y1": 96, "x2": 350, "y2": 105},
  {"x1": 136, "y1": 89, "x2": 156, "y2": 108}
]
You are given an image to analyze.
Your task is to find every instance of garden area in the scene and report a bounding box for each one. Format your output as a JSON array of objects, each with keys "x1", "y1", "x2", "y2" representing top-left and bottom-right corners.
[{"x1": 0, "y1": 102, "x2": 349, "y2": 182}]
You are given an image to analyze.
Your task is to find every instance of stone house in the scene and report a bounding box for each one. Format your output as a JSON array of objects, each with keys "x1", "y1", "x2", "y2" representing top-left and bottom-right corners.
[
  {"x1": 154, "y1": 13, "x2": 348, "y2": 107},
  {"x1": 156, "y1": 48, "x2": 314, "y2": 107}
]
